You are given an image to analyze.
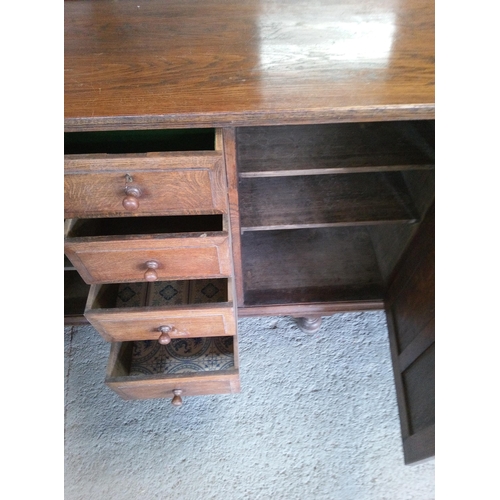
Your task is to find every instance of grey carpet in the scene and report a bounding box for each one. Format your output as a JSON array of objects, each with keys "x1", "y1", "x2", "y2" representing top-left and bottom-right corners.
[{"x1": 64, "y1": 311, "x2": 435, "y2": 499}]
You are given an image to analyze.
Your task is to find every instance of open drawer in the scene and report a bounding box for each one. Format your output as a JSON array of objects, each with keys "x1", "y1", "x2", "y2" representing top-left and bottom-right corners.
[
  {"x1": 105, "y1": 337, "x2": 240, "y2": 404},
  {"x1": 64, "y1": 151, "x2": 227, "y2": 219},
  {"x1": 85, "y1": 279, "x2": 237, "y2": 342},
  {"x1": 64, "y1": 215, "x2": 232, "y2": 284}
]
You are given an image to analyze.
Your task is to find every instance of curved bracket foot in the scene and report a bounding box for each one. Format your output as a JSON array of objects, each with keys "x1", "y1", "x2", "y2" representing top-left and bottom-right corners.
[{"x1": 295, "y1": 316, "x2": 322, "y2": 334}]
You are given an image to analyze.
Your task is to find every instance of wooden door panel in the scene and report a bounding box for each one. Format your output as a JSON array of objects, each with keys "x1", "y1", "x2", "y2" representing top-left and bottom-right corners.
[{"x1": 385, "y1": 203, "x2": 435, "y2": 464}]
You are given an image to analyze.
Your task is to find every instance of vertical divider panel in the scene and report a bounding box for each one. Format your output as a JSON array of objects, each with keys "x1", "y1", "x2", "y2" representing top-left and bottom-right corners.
[{"x1": 222, "y1": 128, "x2": 245, "y2": 308}]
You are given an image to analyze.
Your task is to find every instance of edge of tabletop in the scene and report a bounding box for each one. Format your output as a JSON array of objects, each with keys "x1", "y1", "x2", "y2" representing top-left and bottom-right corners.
[{"x1": 63, "y1": 104, "x2": 436, "y2": 133}]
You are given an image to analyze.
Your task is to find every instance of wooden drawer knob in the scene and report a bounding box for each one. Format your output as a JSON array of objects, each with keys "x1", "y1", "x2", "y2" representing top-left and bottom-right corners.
[
  {"x1": 158, "y1": 325, "x2": 176, "y2": 344},
  {"x1": 171, "y1": 389, "x2": 183, "y2": 406},
  {"x1": 122, "y1": 185, "x2": 142, "y2": 211},
  {"x1": 144, "y1": 260, "x2": 159, "y2": 281}
]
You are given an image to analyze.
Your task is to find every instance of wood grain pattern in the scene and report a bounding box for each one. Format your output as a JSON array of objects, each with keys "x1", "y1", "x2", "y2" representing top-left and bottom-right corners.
[
  {"x1": 238, "y1": 300, "x2": 384, "y2": 318},
  {"x1": 64, "y1": 232, "x2": 232, "y2": 284},
  {"x1": 239, "y1": 172, "x2": 419, "y2": 230},
  {"x1": 86, "y1": 304, "x2": 237, "y2": 343},
  {"x1": 237, "y1": 122, "x2": 435, "y2": 177},
  {"x1": 64, "y1": 152, "x2": 226, "y2": 218},
  {"x1": 64, "y1": 0, "x2": 434, "y2": 130},
  {"x1": 222, "y1": 128, "x2": 245, "y2": 307},
  {"x1": 85, "y1": 282, "x2": 236, "y2": 342},
  {"x1": 241, "y1": 227, "x2": 384, "y2": 305}
]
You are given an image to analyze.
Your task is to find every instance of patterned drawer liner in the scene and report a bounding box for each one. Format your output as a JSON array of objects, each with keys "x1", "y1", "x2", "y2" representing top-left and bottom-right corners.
[
  {"x1": 115, "y1": 282, "x2": 148, "y2": 308},
  {"x1": 129, "y1": 337, "x2": 234, "y2": 375},
  {"x1": 116, "y1": 279, "x2": 227, "y2": 308}
]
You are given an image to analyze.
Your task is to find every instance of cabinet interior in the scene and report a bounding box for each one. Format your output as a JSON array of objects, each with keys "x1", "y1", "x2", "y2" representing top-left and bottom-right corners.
[{"x1": 236, "y1": 120, "x2": 435, "y2": 308}]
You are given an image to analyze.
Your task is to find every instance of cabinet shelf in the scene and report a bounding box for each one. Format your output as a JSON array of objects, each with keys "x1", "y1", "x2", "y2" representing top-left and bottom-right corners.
[
  {"x1": 239, "y1": 172, "x2": 419, "y2": 231},
  {"x1": 237, "y1": 120, "x2": 435, "y2": 308},
  {"x1": 236, "y1": 121, "x2": 435, "y2": 178},
  {"x1": 241, "y1": 227, "x2": 385, "y2": 306}
]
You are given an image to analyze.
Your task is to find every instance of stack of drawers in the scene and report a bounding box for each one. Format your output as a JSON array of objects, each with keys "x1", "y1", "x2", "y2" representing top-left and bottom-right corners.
[{"x1": 64, "y1": 129, "x2": 240, "y2": 406}]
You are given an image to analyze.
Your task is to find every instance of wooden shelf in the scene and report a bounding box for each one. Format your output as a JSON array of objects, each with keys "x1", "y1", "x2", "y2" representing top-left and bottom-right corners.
[
  {"x1": 239, "y1": 172, "x2": 419, "y2": 231},
  {"x1": 237, "y1": 121, "x2": 435, "y2": 178},
  {"x1": 241, "y1": 227, "x2": 385, "y2": 306}
]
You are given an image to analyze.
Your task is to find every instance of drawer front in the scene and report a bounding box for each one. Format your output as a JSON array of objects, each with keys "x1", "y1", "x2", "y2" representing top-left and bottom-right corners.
[
  {"x1": 106, "y1": 371, "x2": 241, "y2": 400},
  {"x1": 86, "y1": 305, "x2": 237, "y2": 342},
  {"x1": 64, "y1": 234, "x2": 232, "y2": 284},
  {"x1": 64, "y1": 153, "x2": 227, "y2": 218}
]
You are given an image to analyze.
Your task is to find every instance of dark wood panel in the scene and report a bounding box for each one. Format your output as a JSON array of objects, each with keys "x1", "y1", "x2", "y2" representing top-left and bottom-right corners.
[
  {"x1": 238, "y1": 300, "x2": 384, "y2": 317},
  {"x1": 368, "y1": 224, "x2": 417, "y2": 284},
  {"x1": 237, "y1": 122, "x2": 435, "y2": 176},
  {"x1": 401, "y1": 169, "x2": 435, "y2": 219},
  {"x1": 239, "y1": 173, "x2": 419, "y2": 230},
  {"x1": 402, "y1": 344, "x2": 435, "y2": 434},
  {"x1": 403, "y1": 425, "x2": 435, "y2": 465},
  {"x1": 389, "y1": 252, "x2": 435, "y2": 354},
  {"x1": 241, "y1": 227, "x2": 384, "y2": 306},
  {"x1": 385, "y1": 202, "x2": 435, "y2": 464},
  {"x1": 65, "y1": 0, "x2": 434, "y2": 130},
  {"x1": 64, "y1": 270, "x2": 91, "y2": 319},
  {"x1": 244, "y1": 285, "x2": 384, "y2": 307},
  {"x1": 386, "y1": 203, "x2": 435, "y2": 352},
  {"x1": 398, "y1": 319, "x2": 435, "y2": 372}
]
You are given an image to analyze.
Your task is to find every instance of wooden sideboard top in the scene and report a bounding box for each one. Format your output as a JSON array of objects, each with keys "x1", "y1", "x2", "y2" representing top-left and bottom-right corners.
[{"x1": 64, "y1": 0, "x2": 435, "y2": 132}]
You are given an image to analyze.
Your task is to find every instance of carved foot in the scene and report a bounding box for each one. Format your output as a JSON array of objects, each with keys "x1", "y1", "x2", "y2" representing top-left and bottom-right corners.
[{"x1": 295, "y1": 316, "x2": 322, "y2": 334}]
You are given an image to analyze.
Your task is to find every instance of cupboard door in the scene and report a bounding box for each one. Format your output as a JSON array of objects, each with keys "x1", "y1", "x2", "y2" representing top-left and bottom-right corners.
[{"x1": 385, "y1": 203, "x2": 435, "y2": 464}]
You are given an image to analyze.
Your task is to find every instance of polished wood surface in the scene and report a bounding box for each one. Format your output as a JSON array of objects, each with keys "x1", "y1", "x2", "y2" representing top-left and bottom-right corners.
[{"x1": 64, "y1": 0, "x2": 435, "y2": 131}]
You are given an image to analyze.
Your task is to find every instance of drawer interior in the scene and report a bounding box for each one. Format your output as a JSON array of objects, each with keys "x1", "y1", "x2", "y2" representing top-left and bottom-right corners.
[
  {"x1": 110, "y1": 337, "x2": 236, "y2": 379},
  {"x1": 65, "y1": 215, "x2": 223, "y2": 238},
  {"x1": 88, "y1": 279, "x2": 230, "y2": 310},
  {"x1": 65, "y1": 128, "x2": 216, "y2": 154},
  {"x1": 106, "y1": 336, "x2": 240, "y2": 401}
]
